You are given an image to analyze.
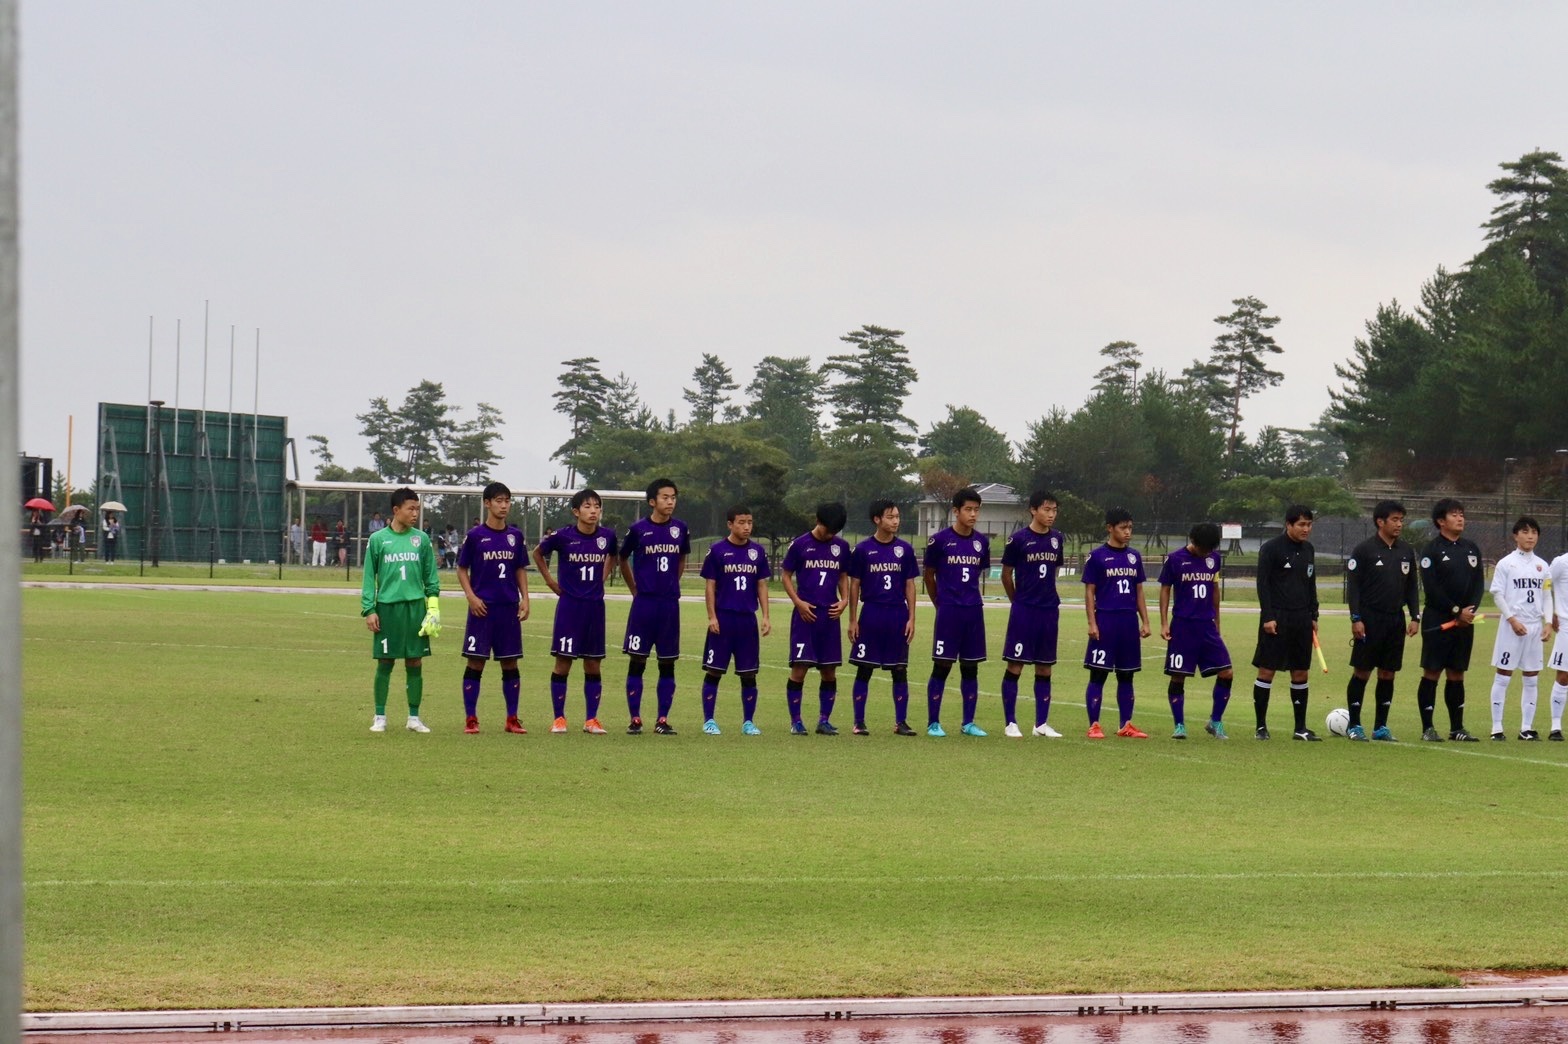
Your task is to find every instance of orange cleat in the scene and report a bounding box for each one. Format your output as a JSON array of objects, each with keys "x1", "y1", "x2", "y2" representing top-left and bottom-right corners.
[
  {"x1": 550, "y1": 717, "x2": 569, "y2": 734},
  {"x1": 1116, "y1": 722, "x2": 1150, "y2": 738},
  {"x1": 504, "y1": 716, "x2": 527, "y2": 735},
  {"x1": 1087, "y1": 722, "x2": 1106, "y2": 739},
  {"x1": 583, "y1": 718, "x2": 608, "y2": 735}
]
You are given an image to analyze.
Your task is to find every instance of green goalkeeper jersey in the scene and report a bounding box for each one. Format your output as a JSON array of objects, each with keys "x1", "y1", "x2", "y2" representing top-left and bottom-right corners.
[{"x1": 361, "y1": 524, "x2": 440, "y2": 614}]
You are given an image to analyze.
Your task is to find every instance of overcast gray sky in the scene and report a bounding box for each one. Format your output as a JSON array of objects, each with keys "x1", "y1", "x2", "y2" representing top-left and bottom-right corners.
[{"x1": 18, "y1": 1, "x2": 1565, "y2": 488}]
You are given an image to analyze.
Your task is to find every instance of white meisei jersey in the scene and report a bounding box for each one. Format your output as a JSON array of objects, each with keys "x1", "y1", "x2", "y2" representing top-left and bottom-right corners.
[
  {"x1": 1490, "y1": 548, "x2": 1549, "y2": 624},
  {"x1": 1548, "y1": 554, "x2": 1568, "y2": 672}
]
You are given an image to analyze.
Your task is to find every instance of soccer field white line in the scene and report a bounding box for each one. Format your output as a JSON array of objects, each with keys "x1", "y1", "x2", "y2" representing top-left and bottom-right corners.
[{"x1": 27, "y1": 868, "x2": 1568, "y2": 889}]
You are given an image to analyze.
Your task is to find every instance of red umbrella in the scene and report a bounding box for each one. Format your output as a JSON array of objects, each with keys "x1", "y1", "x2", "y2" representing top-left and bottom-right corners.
[{"x1": 24, "y1": 497, "x2": 54, "y2": 511}]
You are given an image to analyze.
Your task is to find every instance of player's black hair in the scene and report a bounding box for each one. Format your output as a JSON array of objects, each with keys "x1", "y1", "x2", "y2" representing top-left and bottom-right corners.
[
  {"x1": 1372, "y1": 500, "x2": 1404, "y2": 523},
  {"x1": 1028, "y1": 490, "x2": 1059, "y2": 510},
  {"x1": 868, "y1": 499, "x2": 899, "y2": 522},
  {"x1": 389, "y1": 487, "x2": 417, "y2": 509},
  {"x1": 726, "y1": 505, "x2": 752, "y2": 523},
  {"x1": 646, "y1": 477, "x2": 678, "y2": 502},
  {"x1": 1189, "y1": 522, "x2": 1221, "y2": 552},
  {"x1": 952, "y1": 487, "x2": 982, "y2": 509},
  {"x1": 1284, "y1": 504, "x2": 1314, "y2": 524},
  {"x1": 570, "y1": 488, "x2": 601, "y2": 510},
  {"x1": 482, "y1": 481, "x2": 511, "y2": 502},
  {"x1": 816, "y1": 502, "x2": 848, "y2": 534},
  {"x1": 1105, "y1": 506, "x2": 1133, "y2": 527},
  {"x1": 1513, "y1": 516, "x2": 1541, "y2": 535},
  {"x1": 1432, "y1": 497, "x2": 1464, "y2": 522}
]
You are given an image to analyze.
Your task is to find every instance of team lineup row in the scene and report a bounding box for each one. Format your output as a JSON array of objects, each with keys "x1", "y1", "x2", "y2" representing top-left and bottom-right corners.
[{"x1": 357, "y1": 480, "x2": 1568, "y2": 743}]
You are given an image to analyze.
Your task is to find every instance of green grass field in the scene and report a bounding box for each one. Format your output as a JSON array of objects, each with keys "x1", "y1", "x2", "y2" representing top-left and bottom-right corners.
[{"x1": 20, "y1": 586, "x2": 1568, "y2": 1012}]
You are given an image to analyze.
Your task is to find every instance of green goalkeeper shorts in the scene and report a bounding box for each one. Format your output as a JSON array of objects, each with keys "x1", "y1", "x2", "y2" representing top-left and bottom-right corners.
[{"x1": 371, "y1": 599, "x2": 431, "y2": 660}]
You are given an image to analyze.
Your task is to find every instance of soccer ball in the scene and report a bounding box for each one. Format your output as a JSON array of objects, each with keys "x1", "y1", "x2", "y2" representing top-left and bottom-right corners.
[{"x1": 1325, "y1": 708, "x2": 1350, "y2": 737}]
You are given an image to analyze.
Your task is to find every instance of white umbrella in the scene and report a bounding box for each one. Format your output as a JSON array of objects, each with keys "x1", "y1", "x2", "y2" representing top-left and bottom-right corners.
[
  {"x1": 56, "y1": 504, "x2": 90, "y2": 520},
  {"x1": 99, "y1": 500, "x2": 128, "y2": 513}
]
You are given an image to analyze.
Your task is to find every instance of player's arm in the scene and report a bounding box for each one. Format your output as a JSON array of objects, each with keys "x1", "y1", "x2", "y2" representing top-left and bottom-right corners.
[
  {"x1": 829, "y1": 569, "x2": 849, "y2": 619},
  {"x1": 1464, "y1": 544, "x2": 1486, "y2": 616},
  {"x1": 705, "y1": 577, "x2": 720, "y2": 633},
  {"x1": 457, "y1": 563, "x2": 486, "y2": 616},
  {"x1": 757, "y1": 578, "x2": 772, "y2": 637},
  {"x1": 676, "y1": 553, "x2": 688, "y2": 582},
  {"x1": 903, "y1": 578, "x2": 917, "y2": 641},
  {"x1": 1308, "y1": 549, "x2": 1318, "y2": 631},
  {"x1": 617, "y1": 552, "x2": 637, "y2": 597},
  {"x1": 781, "y1": 567, "x2": 815, "y2": 623},
  {"x1": 1256, "y1": 542, "x2": 1278, "y2": 634},
  {"x1": 847, "y1": 576, "x2": 862, "y2": 641},
  {"x1": 1402, "y1": 549, "x2": 1421, "y2": 635},
  {"x1": 1493, "y1": 559, "x2": 1528, "y2": 635},
  {"x1": 1001, "y1": 564, "x2": 1017, "y2": 601},
  {"x1": 360, "y1": 537, "x2": 380, "y2": 630},
  {"x1": 1083, "y1": 580, "x2": 1099, "y2": 641},
  {"x1": 531, "y1": 543, "x2": 562, "y2": 597},
  {"x1": 922, "y1": 565, "x2": 938, "y2": 604},
  {"x1": 1135, "y1": 582, "x2": 1151, "y2": 638},
  {"x1": 1158, "y1": 584, "x2": 1173, "y2": 641},
  {"x1": 1346, "y1": 550, "x2": 1366, "y2": 640}
]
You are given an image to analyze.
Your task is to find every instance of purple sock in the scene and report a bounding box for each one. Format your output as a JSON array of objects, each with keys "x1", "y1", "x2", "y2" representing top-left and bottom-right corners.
[
  {"x1": 1211, "y1": 678, "x2": 1232, "y2": 722},
  {"x1": 960, "y1": 674, "x2": 979, "y2": 726},
  {"x1": 893, "y1": 679, "x2": 909, "y2": 723},
  {"x1": 656, "y1": 672, "x2": 676, "y2": 719},
  {"x1": 1085, "y1": 676, "x2": 1105, "y2": 724},
  {"x1": 1116, "y1": 676, "x2": 1136, "y2": 727},
  {"x1": 1001, "y1": 673, "x2": 1019, "y2": 724},
  {"x1": 852, "y1": 676, "x2": 869, "y2": 726},
  {"x1": 741, "y1": 682, "x2": 758, "y2": 723},
  {"x1": 701, "y1": 677, "x2": 718, "y2": 722},
  {"x1": 1168, "y1": 681, "x2": 1185, "y2": 727},
  {"x1": 927, "y1": 675, "x2": 945, "y2": 726},
  {"x1": 584, "y1": 675, "x2": 602, "y2": 721},
  {"x1": 1034, "y1": 676, "x2": 1052, "y2": 727},
  {"x1": 627, "y1": 675, "x2": 644, "y2": 720},
  {"x1": 502, "y1": 669, "x2": 520, "y2": 718},
  {"x1": 462, "y1": 668, "x2": 481, "y2": 717},
  {"x1": 786, "y1": 680, "x2": 804, "y2": 724},
  {"x1": 550, "y1": 674, "x2": 568, "y2": 719},
  {"x1": 818, "y1": 681, "x2": 836, "y2": 723}
]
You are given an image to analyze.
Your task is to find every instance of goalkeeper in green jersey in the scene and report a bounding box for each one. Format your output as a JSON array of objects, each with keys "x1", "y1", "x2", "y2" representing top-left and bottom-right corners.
[{"x1": 361, "y1": 487, "x2": 442, "y2": 733}]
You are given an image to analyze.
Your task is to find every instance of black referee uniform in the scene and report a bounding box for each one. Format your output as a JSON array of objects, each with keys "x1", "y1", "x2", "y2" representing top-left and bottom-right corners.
[
  {"x1": 1344, "y1": 534, "x2": 1420, "y2": 733},
  {"x1": 1418, "y1": 533, "x2": 1486, "y2": 739},
  {"x1": 1251, "y1": 530, "x2": 1319, "y2": 736}
]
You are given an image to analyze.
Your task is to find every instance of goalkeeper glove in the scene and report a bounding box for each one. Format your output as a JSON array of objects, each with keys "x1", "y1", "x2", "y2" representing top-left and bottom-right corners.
[{"x1": 419, "y1": 595, "x2": 442, "y2": 638}]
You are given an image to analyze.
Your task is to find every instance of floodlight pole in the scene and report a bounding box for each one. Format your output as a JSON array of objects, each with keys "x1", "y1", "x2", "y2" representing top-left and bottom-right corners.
[
  {"x1": 149, "y1": 401, "x2": 165, "y2": 568},
  {"x1": 1, "y1": 1, "x2": 24, "y2": 1039}
]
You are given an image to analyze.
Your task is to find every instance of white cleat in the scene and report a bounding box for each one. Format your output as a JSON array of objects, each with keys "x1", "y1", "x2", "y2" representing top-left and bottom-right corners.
[
  {"x1": 370, "y1": 715, "x2": 387, "y2": 733},
  {"x1": 406, "y1": 716, "x2": 430, "y2": 733},
  {"x1": 1003, "y1": 722, "x2": 1024, "y2": 738},
  {"x1": 1033, "y1": 722, "x2": 1063, "y2": 738}
]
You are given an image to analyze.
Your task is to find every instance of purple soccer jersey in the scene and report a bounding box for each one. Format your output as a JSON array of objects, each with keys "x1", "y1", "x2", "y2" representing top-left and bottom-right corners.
[
  {"x1": 1083, "y1": 543, "x2": 1146, "y2": 612},
  {"x1": 849, "y1": 536, "x2": 920, "y2": 606},
  {"x1": 924, "y1": 527, "x2": 990, "y2": 607},
  {"x1": 1001, "y1": 526, "x2": 1064, "y2": 608},
  {"x1": 619, "y1": 516, "x2": 690, "y2": 599},
  {"x1": 782, "y1": 531, "x2": 852, "y2": 606},
  {"x1": 1160, "y1": 547, "x2": 1229, "y2": 676},
  {"x1": 701, "y1": 538, "x2": 771, "y2": 613},
  {"x1": 458, "y1": 523, "x2": 526, "y2": 604},
  {"x1": 538, "y1": 524, "x2": 616, "y2": 600}
]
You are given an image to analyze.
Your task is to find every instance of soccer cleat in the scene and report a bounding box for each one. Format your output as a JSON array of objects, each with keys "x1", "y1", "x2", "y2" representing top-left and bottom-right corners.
[
  {"x1": 1372, "y1": 726, "x2": 1397, "y2": 742},
  {"x1": 703, "y1": 719, "x2": 722, "y2": 735},
  {"x1": 406, "y1": 716, "x2": 430, "y2": 733},
  {"x1": 1347, "y1": 725, "x2": 1368, "y2": 741},
  {"x1": 961, "y1": 722, "x2": 988, "y2": 737},
  {"x1": 927, "y1": 722, "x2": 947, "y2": 738},
  {"x1": 550, "y1": 717, "x2": 569, "y2": 734},
  {"x1": 1172, "y1": 723, "x2": 1187, "y2": 740},
  {"x1": 852, "y1": 723, "x2": 871, "y2": 736},
  {"x1": 1420, "y1": 727, "x2": 1444, "y2": 742},
  {"x1": 505, "y1": 716, "x2": 527, "y2": 734},
  {"x1": 1205, "y1": 720, "x2": 1229, "y2": 740},
  {"x1": 1519, "y1": 729, "x2": 1541, "y2": 741},
  {"x1": 464, "y1": 716, "x2": 481, "y2": 734},
  {"x1": 742, "y1": 720, "x2": 761, "y2": 736},
  {"x1": 627, "y1": 717, "x2": 643, "y2": 735},
  {"x1": 791, "y1": 721, "x2": 809, "y2": 736},
  {"x1": 1449, "y1": 729, "x2": 1478, "y2": 742},
  {"x1": 1004, "y1": 722, "x2": 1024, "y2": 738},
  {"x1": 370, "y1": 714, "x2": 387, "y2": 733},
  {"x1": 1086, "y1": 722, "x2": 1106, "y2": 739},
  {"x1": 1034, "y1": 722, "x2": 1063, "y2": 738},
  {"x1": 1116, "y1": 722, "x2": 1149, "y2": 739},
  {"x1": 894, "y1": 721, "x2": 918, "y2": 736},
  {"x1": 1491, "y1": 731, "x2": 1506, "y2": 741},
  {"x1": 654, "y1": 718, "x2": 677, "y2": 735},
  {"x1": 583, "y1": 718, "x2": 608, "y2": 735},
  {"x1": 1292, "y1": 729, "x2": 1321, "y2": 742},
  {"x1": 816, "y1": 721, "x2": 839, "y2": 736},
  {"x1": 1549, "y1": 730, "x2": 1564, "y2": 741},
  {"x1": 1255, "y1": 726, "x2": 1271, "y2": 740}
]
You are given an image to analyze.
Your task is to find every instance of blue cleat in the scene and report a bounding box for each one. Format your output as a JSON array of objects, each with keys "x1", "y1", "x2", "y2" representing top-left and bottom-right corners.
[
  {"x1": 742, "y1": 720, "x2": 761, "y2": 736},
  {"x1": 790, "y1": 721, "x2": 808, "y2": 736},
  {"x1": 960, "y1": 722, "x2": 987, "y2": 737},
  {"x1": 1372, "y1": 726, "x2": 1397, "y2": 742},
  {"x1": 703, "y1": 719, "x2": 721, "y2": 736},
  {"x1": 1347, "y1": 725, "x2": 1368, "y2": 742},
  {"x1": 927, "y1": 722, "x2": 947, "y2": 738},
  {"x1": 1204, "y1": 720, "x2": 1229, "y2": 740},
  {"x1": 1172, "y1": 723, "x2": 1187, "y2": 740},
  {"x1": 816, "y1": 721, "x2": 839, "y2": 735}
]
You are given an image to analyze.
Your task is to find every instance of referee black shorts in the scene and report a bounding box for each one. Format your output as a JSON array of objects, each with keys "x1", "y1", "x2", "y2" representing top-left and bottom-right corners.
[
  {"x1": 1251, "y1": 611, "x2": 1314, "y2": 672},
  {"x1": 1420, "y1": 622, "x2": 1476, "y2": 673},
  {"x1": 1350, "y1": 611, "x2": 1407, "y2": 672}
]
